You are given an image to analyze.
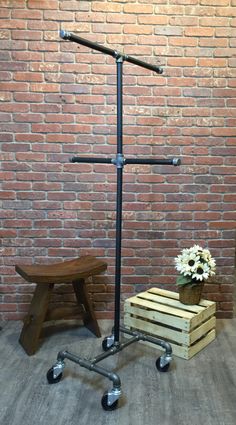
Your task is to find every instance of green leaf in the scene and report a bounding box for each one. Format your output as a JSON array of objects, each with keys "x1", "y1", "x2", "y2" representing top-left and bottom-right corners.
[{"x1": 176, "y1": 274, "x2": 192, "y2": 286}]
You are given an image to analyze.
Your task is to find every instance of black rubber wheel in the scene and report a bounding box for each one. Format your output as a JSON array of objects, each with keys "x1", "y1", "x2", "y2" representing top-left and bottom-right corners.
[
  {"x1": 46, "y1": 367, "x2": 63, "y2": 384},
  {"x1": 101, "y1": 392, "x2": 119, "y2": 411},
  {"x1": 102, "y1": 337, "x2": 113, "y2": 352},
  {"x1": 156, "y1": 357, "x2": 170, "y2": 373}
]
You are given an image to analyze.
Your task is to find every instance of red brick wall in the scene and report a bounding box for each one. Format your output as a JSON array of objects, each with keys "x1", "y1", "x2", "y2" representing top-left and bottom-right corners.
[{"x1": 0, "y1": 0, "x2": 235, "y2": 320}]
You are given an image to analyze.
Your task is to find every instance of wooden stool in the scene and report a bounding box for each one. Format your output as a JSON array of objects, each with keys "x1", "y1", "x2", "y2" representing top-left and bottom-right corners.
[{"x1": 15, "y1": 256, "x2": 107, "y2": 355}]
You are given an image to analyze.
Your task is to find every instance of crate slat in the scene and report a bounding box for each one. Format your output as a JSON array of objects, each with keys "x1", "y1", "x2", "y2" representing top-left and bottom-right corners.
[
  {"x1": 148, "y1": 287, "x2": 213, "y2": 308},
  {"x1": 137, "y1": 291, "x2": 205, "y2": 314},
  {"x1": 124, "y1": 288, "x2": 216, "y2": 359},
  {"x1": 126, "y1": 295, "x2": 195, "y2": 322}
]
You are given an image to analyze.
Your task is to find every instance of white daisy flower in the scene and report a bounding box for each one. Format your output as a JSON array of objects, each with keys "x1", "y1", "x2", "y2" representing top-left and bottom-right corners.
[
  {"x1": 192, "y1": 263, "x2": 210, "y2": 281},
  {"x1": 175, "y1": 245, "x2": 216, "y2": 286}
]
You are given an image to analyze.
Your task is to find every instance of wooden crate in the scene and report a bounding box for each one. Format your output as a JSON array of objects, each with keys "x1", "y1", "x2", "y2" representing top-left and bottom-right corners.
[{"x1": 124, "y1": 287, "x2": 216, "y2": 360}]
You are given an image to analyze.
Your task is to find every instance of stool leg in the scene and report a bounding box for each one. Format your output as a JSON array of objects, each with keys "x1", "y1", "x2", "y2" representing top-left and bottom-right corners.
[
  {"x1": 19, "y1": 283, "x2": 54, "y2": 355},
  {"x1": 72, "y1": 279, "x2": 101, "y2": 338}
]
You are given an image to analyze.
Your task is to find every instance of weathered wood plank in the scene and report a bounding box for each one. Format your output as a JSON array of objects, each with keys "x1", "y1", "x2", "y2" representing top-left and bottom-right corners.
[
  {"x1": 138, "y1": 291, "x2": 205, "y2": 314},
  {"x1": 126, "y1": 295, "x2": 195, "y2": 321}
]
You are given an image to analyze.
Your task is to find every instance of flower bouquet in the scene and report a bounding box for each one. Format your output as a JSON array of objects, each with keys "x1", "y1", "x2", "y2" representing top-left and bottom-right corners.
[{"x1": 175, "y1": 245, "x2": 216, "y2": 304}]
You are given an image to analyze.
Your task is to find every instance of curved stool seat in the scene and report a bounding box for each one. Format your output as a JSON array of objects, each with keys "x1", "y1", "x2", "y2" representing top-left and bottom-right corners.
[{"x1": 15, "y1": 256, "x2": 107, "y2": 355}]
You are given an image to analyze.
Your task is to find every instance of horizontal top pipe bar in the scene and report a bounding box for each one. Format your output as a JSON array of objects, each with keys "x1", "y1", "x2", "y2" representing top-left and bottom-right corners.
[
  {"x1": 70, "y1": 156, "x2": 181, "y2": 166},
  {"x1": 70, "y1": 157, "x2": 112, "y2": 164},
  {"x1": 60, "y1": 30, "x2": 116, "y2": 58},
  {"x1": 125, "y1": 158, "x2": 181, "y2": 166},
  {"x1": 60, "y1": 30, "x2": 163, "y2": 74}
]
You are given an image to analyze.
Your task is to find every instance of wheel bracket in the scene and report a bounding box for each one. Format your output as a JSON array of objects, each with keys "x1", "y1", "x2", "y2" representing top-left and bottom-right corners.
[
  {"x1": 53, "y1": 360, "x2": 65, "y2": 379},
  {"x1": 159, "y1": 354, "x2": 172, "y2": 368},
  {"x1": 106, "y1": 387, "x2": 121, "y2": 406},
  {"x1": 105, "y1": 334, "x2": 115, "y2": 349}
]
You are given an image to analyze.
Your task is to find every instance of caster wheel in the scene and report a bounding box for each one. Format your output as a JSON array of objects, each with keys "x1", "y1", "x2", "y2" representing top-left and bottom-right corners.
[
  {"x1": 156, "y1": 357, "x2": 170, "y2": 373},
  {"x1": 101, "y1": 392, "x2": 119, "y2": 411},
  {"x1": 102, "y1": 336, "x2": 114, "y2": 352},
  {"x1": 46, "y1": 367, "x2": 63, "y2": 384}
]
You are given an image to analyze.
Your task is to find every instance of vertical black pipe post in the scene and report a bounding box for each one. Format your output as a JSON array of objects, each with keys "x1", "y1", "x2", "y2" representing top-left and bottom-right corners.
[{"x1": 113, "y1": 56, "x2": 123, "y2": 344}]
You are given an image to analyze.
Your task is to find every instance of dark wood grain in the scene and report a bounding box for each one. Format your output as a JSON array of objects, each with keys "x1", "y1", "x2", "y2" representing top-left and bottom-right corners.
[
  {"x1": 15, "y1": 257, "x2": 107, "y2": 354},
  {"x1": 15, "y1": 256, "x2": 107, "y2": 284}
]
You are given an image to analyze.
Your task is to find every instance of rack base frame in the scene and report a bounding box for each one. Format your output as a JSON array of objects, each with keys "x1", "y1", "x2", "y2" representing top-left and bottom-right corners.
[{"x1": 47, "y1": 325, "x2": 173, "y2": 410}]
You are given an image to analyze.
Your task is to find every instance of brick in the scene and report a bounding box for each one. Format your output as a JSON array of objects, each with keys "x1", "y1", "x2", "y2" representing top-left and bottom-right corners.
[
  {"x1": 44, "y1": 52, "x2": 74, "y2": 63},
  {"x1": 216, "y1": 28, "x2": 236, "y2": 37},
  {"x1": 14, "y1": 72, "x2": 43, "y2": 82},
  {"x1": 14, "y1": 113, "x2": 43, "y2": 123},
  {"x1": 138, "y1": 35, "x2": 167, "y2": 45},
  {"x1": 199, "y1": 58, "x2": 227, "y2": 67},
  {"x1": 16, "y1": 134, "x2": 44, "y2": 142},
  {"x1": 0, "y1": 19, "x2": 26, "y2": 29},
  {"x1": 154, "y1": 5, "x2": 184, "y2": 15},
  {"x1": 183, "y1": 88, "x2": 211, "y2": 97},
  {"x1": 12, "y1": 51, "x2": 43, "y2": 61},
  {"x1": 199, "y1": 17, "x2": 229, "y2": 26},
  {"x1": 124, "y1": 4, "x2": 153, "y2": 13},
  {"x1": 0, "y1": 123, "x2": 30, "y2": 133},
  {"x1": 0, "y1": 30, "x2": 10, "y2": 39},
  {"x1": 44, "y1": 11, "x2": 74, "y2": 20},
  {"x1": 0, "y1": 82, "x2": 29, "y2": 92},
  {"x1": 92, "y1": 2, "x2": 122, "y2": 12},
  {"x1": 169, "y1": 37, "x2": 198, "y2": 46},
  {"x1": 32, "y1": 123, "x2": 61, "y2": 133},
  {"x1": 12, "y1": 30, "x2": 41, "y2": 40},
  {"x1": 27, "y1": 0, "x2": 58, "y2": 9},
  {"x1": 31, "y1": 83, "x2": 60, "y2": 92},
  {"x1": 216, "y1": 7, "x2": 236, "y2": 17},
  {"x1": 0, "y1": 304, "x2": 17, "y2": 312},
  {"x1": 199, "y1": 38, "x2": 228, "y2": 47},
  {"x1": 12, "y1": 10, "x2": 43, "y2": 19},
  {"x1": 30, "y1": 63, "x2": 59, "y2": 72},
  {"x1": 185, "y1": 27, "x2": 214, "y2": 37},
  {"x1": 168, "y1": 58, "x2": 196, "y2": 67},
  {"x1": 0, "y1": 9, "x2": 10, "y2": 17},
  {"x1": 201, "y1": 0, "x2": 229, "y2": 4},
  {"x1": 29, "y1": 41, "x2": 58, "y2": 52},
  {"x1": 107, "y1": 34, "x2": 137, "y2": 45},
  {"x1": 155, "y1": 27, "x2": 183, "y2": 36},
  {"x1": 138, "y1": 15, "x2": 168, "y2": 25},
  {"x1": 106, "y1": 13, "x2": 136, "y2": 24},
  {"x1": 28, "y1": 21, "x2": 59, "y2": 31},
  {"x1": 124, "y1": 25, "x2": 152, "y2": 35},
  {"x1": 229, "y1": 58, "x2": 236, "y2": 68}
]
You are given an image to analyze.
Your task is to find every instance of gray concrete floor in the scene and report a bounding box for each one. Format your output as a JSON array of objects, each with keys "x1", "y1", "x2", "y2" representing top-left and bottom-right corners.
[{"x1": 0, "y1": 319, "x2": 236, "y2": 425}]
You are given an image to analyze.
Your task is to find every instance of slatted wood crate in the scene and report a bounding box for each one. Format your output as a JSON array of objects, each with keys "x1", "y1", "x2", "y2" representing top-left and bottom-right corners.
[{"x1": 124, "y1": 287, "x2": 216, "y2": 360}]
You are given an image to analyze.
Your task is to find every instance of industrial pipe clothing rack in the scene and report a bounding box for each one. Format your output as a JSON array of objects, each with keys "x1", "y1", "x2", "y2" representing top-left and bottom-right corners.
[{"x1": 47, "y1": 30, "x2": 181, "y2": 411}]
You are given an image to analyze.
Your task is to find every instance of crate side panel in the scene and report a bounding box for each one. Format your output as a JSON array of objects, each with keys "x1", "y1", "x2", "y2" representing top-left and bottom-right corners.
[
  {"x1": 124, "y1": 303, "x2": 190, "y2": 331},
  {"x1": 187, "y1": 329, "x2": 216, "y2": 359},
  {"x1": 124, "y1": 314, "x2": 189, "y2": 345},
  {"x1": 189, "y1": 316, "x2": 216, "y2": 345},
  {"x1": 190, "y1": 303, "x2": 216, "y2": 330}
]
